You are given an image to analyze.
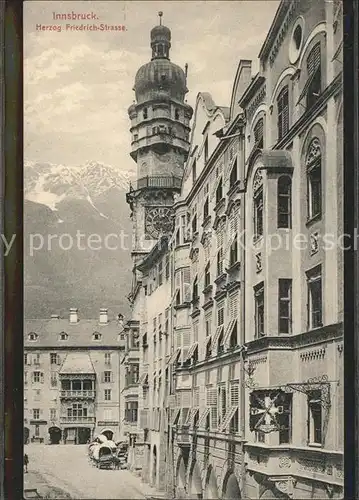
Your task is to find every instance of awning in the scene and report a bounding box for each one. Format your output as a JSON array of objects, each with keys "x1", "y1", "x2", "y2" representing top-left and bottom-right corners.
[
  {"x1": 197, "y1": 407, "x2": 210, "y2": 429},
  {"x1": 223, "y1": 319, "x2": 237, "y2": 346},
  {"x1": 218, "y1": 406, "x2": 238, "y2": 432},
  {"x1": 184, "y1": 342, "x2": 198, "y2": 363},
  {"x1": 168, "y1": 348, "x2": 181, "y2": 365}
]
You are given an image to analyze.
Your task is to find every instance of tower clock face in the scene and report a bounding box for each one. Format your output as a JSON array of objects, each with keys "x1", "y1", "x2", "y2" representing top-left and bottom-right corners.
[{"x1": 145, "y1": 207, "x2": 173, "y2": 239}]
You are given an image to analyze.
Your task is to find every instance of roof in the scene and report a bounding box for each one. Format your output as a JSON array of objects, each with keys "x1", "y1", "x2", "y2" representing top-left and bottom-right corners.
[
  {"x1": 59, "y1": 352, "x2": 95, "y2": 374},
  {"x1": 25, "y1": 319, "x2": 125, "y2": 348},
  {"x1": 258, "y1": 0, "x2": 288, "y2": 62}
]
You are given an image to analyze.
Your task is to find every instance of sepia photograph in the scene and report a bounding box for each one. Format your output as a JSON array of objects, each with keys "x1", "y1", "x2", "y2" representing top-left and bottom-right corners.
[{"x1": 22, "y1": 0, "x2": 344, "y2": 498}]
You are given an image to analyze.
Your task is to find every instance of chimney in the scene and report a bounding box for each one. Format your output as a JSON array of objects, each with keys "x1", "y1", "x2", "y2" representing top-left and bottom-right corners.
[
  {"x1": 69, "y1": 308, "x2": 78, "y2": 323},
  {"x1": 51, "y1": 314, "x2": 60, "y2": 320},
  {"x1": 99, "y1": 308, "x2": 108, "y2": 324}
]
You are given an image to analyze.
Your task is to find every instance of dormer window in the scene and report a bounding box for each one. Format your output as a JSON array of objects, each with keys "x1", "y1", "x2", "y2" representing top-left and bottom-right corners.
[
  {"x1": 28, "y1": 332, "x2": 38, "y2": 342},
  {"x1": 93, "y1": 332, "x2": 102, "y2": 341},
  {"x1": 59, "y1": 332, "x2": 68, "y2": 341}
]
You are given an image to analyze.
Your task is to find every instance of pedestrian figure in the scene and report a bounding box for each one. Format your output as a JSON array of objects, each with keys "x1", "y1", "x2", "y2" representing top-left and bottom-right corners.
[{"x1": 24, "y1": 453, "x2": 29, "y2": 473}]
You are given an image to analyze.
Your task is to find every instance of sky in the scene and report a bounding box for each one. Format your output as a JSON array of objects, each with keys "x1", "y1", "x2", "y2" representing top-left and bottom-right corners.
[{"x1": 24, "y1": 0, "x2": 280, "y2": 172}]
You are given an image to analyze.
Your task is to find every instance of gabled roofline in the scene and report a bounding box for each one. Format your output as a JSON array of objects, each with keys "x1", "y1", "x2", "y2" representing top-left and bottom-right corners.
[{"x1": 258, "y1": 0, "x2": 289, "y2": 62}]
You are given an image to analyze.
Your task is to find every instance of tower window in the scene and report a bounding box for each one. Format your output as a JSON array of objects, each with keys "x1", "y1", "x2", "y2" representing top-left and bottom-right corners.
[
  {"x1": 143, "y1": 108, "x2": 148, "y2": 120},
  {"x1": 175, "y1": 109, "x2": 180, "y2": 120}
]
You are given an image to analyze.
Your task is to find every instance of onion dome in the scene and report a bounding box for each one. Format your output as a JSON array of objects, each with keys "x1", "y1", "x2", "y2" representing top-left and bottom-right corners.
[{"x1": 133, "y1": 12, "x2": 187, "y2": 104}]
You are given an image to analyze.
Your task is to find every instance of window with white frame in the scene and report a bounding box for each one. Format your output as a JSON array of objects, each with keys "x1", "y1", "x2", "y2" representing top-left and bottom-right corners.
[
  {"x1": 307, "y1": 390, "x2": 322, "y2": 445},
  {"x1": 277, "y1": 175, "x2": 292, "y2": 228},
  {"x1": 104, "y1": 371, "x2": 112, "y2": 383},
  {"x1": 206, "y1": 386, "x2": 218, "y2": 431},
  {"x1": 104, "y1": 408, "x2": 113, "y2": 421},
  {"x1": 104, "y1": 389, "x2": 112, "y2": 401},
  {"x1": 105, "y1": 352, "x2": 111, "y2": 365},
  {"x1": 278, "y1": 279, "x2": 292, "y2": 334},
  {"x1": 307, "y1": 266, "x2": 322, "y2": 329},
  {"x1": 50, "y1": 372, "x2": 57, "y2": 387},
  {"x1": 50, "y1": 408, "x2": 56, "y2": 420},
  {"x1": 254, "y1": 283, "x2": 265, "y2": 338},
  {"x1": 33, "y1": 409, "x2": 40, "y2": 420},
  {"x1": 32, "y1": 371, "x2": 44, "y2": 384}
]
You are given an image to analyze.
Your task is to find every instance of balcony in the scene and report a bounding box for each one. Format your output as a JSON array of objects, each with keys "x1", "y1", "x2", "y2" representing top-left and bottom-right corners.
[
  {"x1": 129, "y1": 175, "x2": 182, "y2": 192},
  {"x1": 60, "y1": 390, "x2": 95, "y2": 399},
  {"x1": 60, "y1": 416, "x2": 95, "y2": 424}
]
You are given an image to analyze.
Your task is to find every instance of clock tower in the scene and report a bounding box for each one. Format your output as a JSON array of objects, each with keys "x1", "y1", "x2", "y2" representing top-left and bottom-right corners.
[{"x1": 126, "y1": 12, "x2": 193, "y2": 258}]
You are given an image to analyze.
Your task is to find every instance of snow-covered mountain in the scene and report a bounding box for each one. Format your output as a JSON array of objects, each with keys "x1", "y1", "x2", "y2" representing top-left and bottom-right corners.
[
  {"x1": 24, "y1": 159, "x2": 136, "y2": 212},
  {"x1": 24, "y1": 160, "x2": 135, "y2": 320}
]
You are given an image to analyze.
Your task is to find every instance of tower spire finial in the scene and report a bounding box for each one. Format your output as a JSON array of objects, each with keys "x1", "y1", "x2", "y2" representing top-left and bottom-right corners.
[{"x1": 158, "y1": 11, "x2": 163, "y2": 25}]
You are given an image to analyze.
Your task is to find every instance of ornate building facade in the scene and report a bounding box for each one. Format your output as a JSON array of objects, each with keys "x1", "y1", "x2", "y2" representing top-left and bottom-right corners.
[
  {"x1": 124, "y1": 1, "x2": 343, "y2": 498},
  {"x1": 24, "y1": 309, "x2": 125, "y2": 445}
]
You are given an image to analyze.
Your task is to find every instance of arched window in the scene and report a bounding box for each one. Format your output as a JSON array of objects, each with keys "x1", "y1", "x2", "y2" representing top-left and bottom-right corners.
[
  {"x1": 277, "y1": 176, "x2": 292, "y2": 228},
  {"x1": 277, "y1": 86, "x2": 289, "y2": 140},
  {"x1": 306, "y1": 43, "x2": 321, "y2": 109},
  {"x1": 306, "y1": 138, "x2": 322, "y2": 220},
  {"x1": 253, "y1": 118, "x2": 264, "y2": 148}
]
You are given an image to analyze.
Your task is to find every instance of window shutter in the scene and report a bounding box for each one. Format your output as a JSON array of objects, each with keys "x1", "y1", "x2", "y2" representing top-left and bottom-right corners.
[{"x1": 230, "y1": 382, "x2": 239, "y2": 406}]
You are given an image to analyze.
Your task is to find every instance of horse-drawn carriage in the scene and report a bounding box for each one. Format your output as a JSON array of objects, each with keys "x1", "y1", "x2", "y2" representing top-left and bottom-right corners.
[{"x1": 88, "y1": 436, "x2": 128, "y2": 470}]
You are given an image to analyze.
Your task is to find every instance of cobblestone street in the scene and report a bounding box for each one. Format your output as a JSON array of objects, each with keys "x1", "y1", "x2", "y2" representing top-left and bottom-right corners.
[{"x1": 24, "y1": 444, "x2": 160, "y2": 499}]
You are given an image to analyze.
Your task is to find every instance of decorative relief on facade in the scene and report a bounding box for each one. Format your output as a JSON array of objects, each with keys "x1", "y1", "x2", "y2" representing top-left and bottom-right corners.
[
  {"x1": 274, "y1": 480, "x2": 289, "y2": 494},
  {"x1": 300, "y1": 347, "x2": 326, "y2": 362},
  {"x1": 269, "y1": 1, "x2": 300, "y2": 66},
  {"x1": 337, "y1": 343, "x2": 343, "y2": 355},
  {"x1": 306, "y1": 138, "x2": 322, "y2": 166},
  {"x1": 310, "y1": 232, "x2": 319, "y2": 255},
  {"x1": 256, "y1": 253, "x2": 262, "y2": 273},
  {"x1": 253, "y1": 169, "x2": 263, "y2": 192},
  {"x1": 278, "y1": 456, "x2": 292, "y2": 469},
  {"x1": 247, "y1": 86, "x2": 266, "y2": 121},
  {"x1": 297, "y1": 457, "x2": 325, "y2": 474},
  {"x1": 250, "y1": 355, "x2": 267, "y2": 366}
]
